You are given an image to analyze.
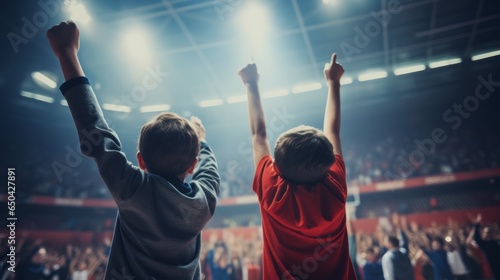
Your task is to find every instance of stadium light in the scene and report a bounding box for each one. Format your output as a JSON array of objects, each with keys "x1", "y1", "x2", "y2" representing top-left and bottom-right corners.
[
  {"x1": 60, "y1": 99, "x2": 68, "y2": 106},
  {"x1": 393, "y1": 64, "x2": 426, "y2": 76},
  {"x1": 262, "y1": 89, "x2": 289, "y2": 99},
  {"x1": 139, "y1": 104, "x2": 171, "y2": 113},
  {"x1": 340, "y1": 76, "x2": 353, "y2": 85},
  {"x1": 32, "y1": 71, "x2": 57, "y2": 89},
  {"x1": 358, "y1": 70, "x2": 388, "y2": 82},
  {"x1": 237, "y1": 2, "x2": 270, "y2": 47},
  {"x1": 123, "y1": 28, "x2": 151, "y2": 63},
  {"x1": 68, "y1": 3, "x2": 91, "y2": 25},
  {"x1": 471, "y1": 49, "x2": 500, "y2": 61},
  {"x1": 227, "y1": 95, "x2": 248, "y2": 104},
  {"x1": 428, "y1": 58, "x2": 462, "y2": 69},
  {"x1": 292, "y1": 82, "x2": 322, "y2": 94},
  {"x1": 102, "y1": 103, "x2": 131, "y2": 113},
  {"x1": 20, "y1": 91, "x2": 54, "y2": 103},
  {"x1": 199, "y1": 99, "x2": 224, "y2": 108}
]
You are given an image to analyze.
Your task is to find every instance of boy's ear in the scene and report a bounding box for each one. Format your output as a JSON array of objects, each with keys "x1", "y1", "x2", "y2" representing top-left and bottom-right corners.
[
  {"x1": 137, "y1": 152, "x2": 147, "y2": 171},
  {"x1": 187, "y1": 157, "x2": 199, "y2": 174}
]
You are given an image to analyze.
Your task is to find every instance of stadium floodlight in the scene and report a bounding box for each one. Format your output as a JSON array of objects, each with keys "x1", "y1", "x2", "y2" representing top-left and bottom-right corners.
[
  {"x1": 60, "y1": 99, "x2": 68, "y2": 106},
  {"x1": 358, "y1": 70, "x2": 388, "y2": 82},
  {"x1": 20, "y1": 91, "x2": 54, "y2": 103},
  {"x1": 123, "y1": 28, "x2": 151, "y2": 63},
  {"x1": 227, "y1": 95, "x2": 248, "y2": 104},
  {"x1": 32, "y1": 72, "x2": 57, "y2": 89},
  {"x1": 139, "y1": 104, "x2": 171, "y2": 113},
  {"x1": 102, "y1": 103, "x2": 131, "y2": 113},
  {"x1": 292, "y1": 82, "x2": 322, "y2": 94},
  {"x1": 199, "y1": 99, "x2": 224, "y2": 108},
  {"x1": 471, "y1": 49, "x2": 500, "y2": 61},
  {"x1": 68, "y1": 3, "x2": 91, "y2": 25},
  {"x1": 238, "y1": 2, "x2": 270, "y2": 45},
  {"x1": 340, "y1": 76, "x2": 353, "y2": 85},
  {"x1": 393, "y1": 64, "x2": 426, "y2": 76},
  {"x1": 262, "y1": 89, "x2": 289, "y2": 99},
  {"x1": 428, "y1": 58, "x2": 462, "y2": 69},
  {"x1": 322, "y1": 0, "x2": 338, "y2": 5}
]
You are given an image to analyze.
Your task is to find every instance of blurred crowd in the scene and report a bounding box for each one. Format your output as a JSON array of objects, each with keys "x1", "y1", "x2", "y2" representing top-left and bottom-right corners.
[
  {"x1": 2, "y1": 214, "x2": 498, "y2": 280},
  {"x1": 0, "y1": 237, "x2": 110, "y2": 280},
  {"x1": 351, "y1": 214, "x2": 500, "y2": 280}
]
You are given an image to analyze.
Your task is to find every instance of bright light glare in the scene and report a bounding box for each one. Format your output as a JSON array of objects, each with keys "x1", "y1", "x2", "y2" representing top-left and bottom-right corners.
[
  {"x1": 32, "y1": 72, "x2": 57, "y2": 89},
  {"x1": 323, "y1": 0, "x2": 338, "y2": 5},
  {"x1": 238, "y1": 3, "x2": 270, "y2": 45},
  {"x1": 227, "y1": 95, "x2": 247, "y2": 104},
  {"x1": 471, "y1": 50, "x2": 500, "y2": 61},
  {"x1": 358, "y1": 70, "x2": 388, "y2": 82},
  {"x1": 393, "y1": 64, "x2": 426, "y2": 76},
  {"x1": 429, "y1": 58, "x2": 462, "y2": 69},
  {"x1": 340, "y1": 76, "x2": 353, "y2": 85},
  {"x1": 60, "y1": 99, "x2": 68, "y2": 106},
  {"x1": 292, "y1": 82, "x2": 322, "y2": 94},
  {"x1": 123, "y1": 29, "x2": 151, "y2": 63},
  {"x1": 102, "y1": 104, "x2": 131, "y2": 113},
  {"x1": 445, "y1": 236, "x2": 452, "y2": 243},
  {"x1": 262, "y1": 89, "x2": 289, "y2": 99},
  {"x1": 139, "y1": 104, "x2": 171, "y2": 113},
  {"x1": 199, "y1": 99, "x2": 224, "y2": 108},
  {"x1": 68, "y1": 3, "x2": 91, "y2": 25},
  {"x1": 20, "y1": 91, "x2": 54, "y2": 103}
]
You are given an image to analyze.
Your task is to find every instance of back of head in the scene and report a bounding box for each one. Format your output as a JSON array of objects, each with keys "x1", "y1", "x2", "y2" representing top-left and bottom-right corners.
[
  {"x1": 387, "y1": 235, "x2": 400, "y2": 248},
  {"x1": 274, "y1": 125, "x2": 335, "y2": 185},
  {"x1": 138, "y1": 112, "x2": 199, "y2": 178}
]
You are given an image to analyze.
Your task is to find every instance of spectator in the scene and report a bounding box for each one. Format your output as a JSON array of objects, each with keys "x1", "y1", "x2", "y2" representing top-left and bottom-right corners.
[
  {"x1": 382, "y1": 230, "x2": 415, "y2": 280},
  {"x1": 362, "y1": 247, "x2": 384, "y2": 280},
  {"x1": 420, "y1": 238, "x2": 453, "y2": 280},
  {"x1": 471, "y1": 214, "x2": 500, "y2": 280},
  {"x1": 444, "y1": 243, "x2": 469, "y2": 280}
]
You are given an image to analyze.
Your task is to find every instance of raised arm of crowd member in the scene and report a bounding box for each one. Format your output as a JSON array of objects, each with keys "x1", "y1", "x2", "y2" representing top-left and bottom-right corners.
[{"x1": 238, "y1": 63, "x2": 271, "y2": 168}]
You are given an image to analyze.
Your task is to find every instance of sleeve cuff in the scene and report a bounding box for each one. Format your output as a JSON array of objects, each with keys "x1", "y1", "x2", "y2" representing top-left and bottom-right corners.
[{"x1": 60, "y1": 76, "x2": 90, "y2": 95}]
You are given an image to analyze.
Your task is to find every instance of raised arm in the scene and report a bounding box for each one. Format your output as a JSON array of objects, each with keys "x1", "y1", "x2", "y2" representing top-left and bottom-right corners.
[
  {"x1": 238, "y1": 63, "x2": 271, "y2": 167},
  {"x1": 190, "y1": 116, "x2": 220, "y2": 203},
  {"x1": 47, "y1": 21, "x2": 143, "y2": 203},
  {"x1": 323, "y1": 53, "x2": 344, "y2": 156},
  {"x1": 46, "y1": 21, "x2": 84, "y2": 80}
]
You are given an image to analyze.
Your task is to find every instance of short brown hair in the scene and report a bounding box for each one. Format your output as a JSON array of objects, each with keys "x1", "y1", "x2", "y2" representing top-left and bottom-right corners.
[
  {"x1": 138, "y1": 112, "x2": 199, "y2": 178},
  {"x1": 274, "y1": 125, "x2": 335, "y2": 185}
]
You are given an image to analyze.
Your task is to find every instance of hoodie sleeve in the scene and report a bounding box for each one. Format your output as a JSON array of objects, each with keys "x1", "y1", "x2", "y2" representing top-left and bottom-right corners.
[
  {"x1": 60, "y1": 77, "x2": 144, "y2": 205},
  {"x1": 190, "y1": 142, "x2": 220, "y2": 215}
]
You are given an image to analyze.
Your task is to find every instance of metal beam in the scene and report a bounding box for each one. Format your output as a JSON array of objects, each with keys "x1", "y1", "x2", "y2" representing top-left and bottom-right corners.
[
  {"x1": 465, "y1": 0, "x2": 484, "y2": 56},
  {"x1": 416, "y1": 12, "x2": 500, "y2": 37},
  {"x1": 291, "y1": 0, "x2": 321, "y2": 80},
  {"x1": 426, "y1": 0, "x2": 438, "y2": 61},
  {"x1": 160, "y1": 0, "x2": 224, "y2": 96}
]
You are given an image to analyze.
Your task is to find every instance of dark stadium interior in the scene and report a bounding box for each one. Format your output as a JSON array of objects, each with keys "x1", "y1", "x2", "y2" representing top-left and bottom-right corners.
[{"x1": 1, "y1": 0, "x2": 500, "y2": 279}]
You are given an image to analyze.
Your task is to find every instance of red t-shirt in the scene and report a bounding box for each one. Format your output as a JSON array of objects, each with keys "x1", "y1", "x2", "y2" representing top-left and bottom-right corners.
[{"x1": 253, "y1": 154, "x2": 357, "y2": 280}]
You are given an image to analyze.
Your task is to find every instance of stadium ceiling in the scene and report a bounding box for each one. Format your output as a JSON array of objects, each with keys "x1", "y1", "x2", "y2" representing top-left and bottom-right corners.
[{"x1": 1, "y1": 0, "x2": 500, "y2": 119}]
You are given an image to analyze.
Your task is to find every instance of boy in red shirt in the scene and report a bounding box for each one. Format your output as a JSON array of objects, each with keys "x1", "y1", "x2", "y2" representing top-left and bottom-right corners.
[{"x1": 238, "y1": 53, "x2": 357, "y2": 279}]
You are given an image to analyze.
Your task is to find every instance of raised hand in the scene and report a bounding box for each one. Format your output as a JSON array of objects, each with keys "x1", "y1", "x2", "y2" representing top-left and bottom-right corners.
[
  {"x1": 190, "y1": 116, "x2": 206, "y2": 142},
  {"x1": 238, "y1": 63, "x2": 260, "y2": 85},
  {"x1": 324, "y1": 53, "x2": 344, "y2": 84},
  {"x1": 46, "y1": 21, "x2": 80, "y2": 58}
]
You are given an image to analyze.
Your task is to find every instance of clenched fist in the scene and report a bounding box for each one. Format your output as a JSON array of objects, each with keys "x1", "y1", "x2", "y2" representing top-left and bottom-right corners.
[
  {"x1": 238, "y1": 63, "x2": 260, "y2": 85},
  {"x1": 46, "y1": 21, "x2": 80, "y2": 58}
]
